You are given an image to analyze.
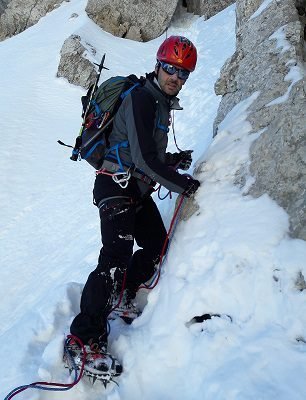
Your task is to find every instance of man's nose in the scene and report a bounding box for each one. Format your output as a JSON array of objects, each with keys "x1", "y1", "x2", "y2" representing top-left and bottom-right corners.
[{"x1": 170, "y1": 72, "x2": 179, "y2": 80}]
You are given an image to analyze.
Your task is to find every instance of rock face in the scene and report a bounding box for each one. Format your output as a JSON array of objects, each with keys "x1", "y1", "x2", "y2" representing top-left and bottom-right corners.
[
  {"x1": 0, "y1": 0, "x2": 66, "y2": 41},
  {"x1": 186, "y1": 0, "x2": 235, "y2": 19},
  {"x1": 85, "y1": 0, "x2": 236, "y2": 42},
  {"x1": 0, "y1": 0, "x2": 10, "y2": 14},
  {"x1": 214, "y1": 0, "x2": 306, "y2": 240},
  {"x1": 85, "y1": 0, "x2": 179, "y2": 42},
  {"x1": 56, "y1": 35, "x2": 97, "y2": 89}
]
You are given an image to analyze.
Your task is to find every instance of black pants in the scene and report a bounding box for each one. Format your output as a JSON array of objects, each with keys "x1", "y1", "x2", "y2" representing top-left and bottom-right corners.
[{"x1": 70, "y1": 174, "x2": 167, "y2": 345}]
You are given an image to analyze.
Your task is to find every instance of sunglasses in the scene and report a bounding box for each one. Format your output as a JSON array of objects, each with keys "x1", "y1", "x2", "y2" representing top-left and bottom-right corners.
[{"x1": 159, "y1": 62, "x2": 190, "y2": 81}]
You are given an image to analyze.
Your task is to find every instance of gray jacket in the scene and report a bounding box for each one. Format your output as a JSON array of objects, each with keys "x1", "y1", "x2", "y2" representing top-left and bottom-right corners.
[{"x1": 107, "y1": 74, "x2": 191, "y2": 194}]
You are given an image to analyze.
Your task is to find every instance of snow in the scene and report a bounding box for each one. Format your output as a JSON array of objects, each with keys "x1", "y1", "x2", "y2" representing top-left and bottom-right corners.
[
  {"x1": 1, "y1": 1, "x2": 306, "y2": 400},
  {"x1": 249, "y1": 0, "x2": 274, "y2": 21},
  {"x1": 267, "y1": 26, "x2": 305, "y2": 106},
  {"x1": 269, "y1": 26, "x2": 292, "y2": 54}
]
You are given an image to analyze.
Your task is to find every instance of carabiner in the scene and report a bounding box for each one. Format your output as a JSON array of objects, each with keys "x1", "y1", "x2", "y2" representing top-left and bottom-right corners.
[{"x1": 112, "y1": 170, "x2": 131, "y2": 188}]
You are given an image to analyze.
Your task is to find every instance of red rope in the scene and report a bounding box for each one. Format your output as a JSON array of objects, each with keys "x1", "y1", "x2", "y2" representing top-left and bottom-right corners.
[
  {"x1": 5, "y1": 335, "x2": 87, "y2": 400},
  {"x1": 64, "y1": 334, "x2": 87, "y2": 385},
  {"x1": 96, "y1": 168, "x2": 113, "y2": 176},
  {"x1": 139, "y1": 194, "x2": 185, "y2": 290},
  {"x1": 108, "y1": 194, "x2": 185, "y2": 307}
]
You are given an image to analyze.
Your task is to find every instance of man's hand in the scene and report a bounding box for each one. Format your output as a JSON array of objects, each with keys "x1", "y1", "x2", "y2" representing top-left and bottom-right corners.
[
  {"x1": 174, "y1": 150, "x2": 193, "y2": 170},
  {"x1": 183, "y1": 178, "x2": 200, "y2": 197}
]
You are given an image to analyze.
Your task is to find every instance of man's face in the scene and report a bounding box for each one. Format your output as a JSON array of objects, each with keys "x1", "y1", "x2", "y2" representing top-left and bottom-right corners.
[{"x1": 156, "y1": 64, "x2": 186, "y2": 96}]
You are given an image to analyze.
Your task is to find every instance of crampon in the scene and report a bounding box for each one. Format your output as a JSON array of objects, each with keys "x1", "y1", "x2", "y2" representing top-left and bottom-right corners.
[{"x1": 63, "y1": 336, "x2": 122, "y2": 386}]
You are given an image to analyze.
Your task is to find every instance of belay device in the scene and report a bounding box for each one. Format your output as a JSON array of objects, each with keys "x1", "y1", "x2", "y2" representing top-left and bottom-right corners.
[{"x1": 58, "y1": 54, "x2": 141, "y2": 170}]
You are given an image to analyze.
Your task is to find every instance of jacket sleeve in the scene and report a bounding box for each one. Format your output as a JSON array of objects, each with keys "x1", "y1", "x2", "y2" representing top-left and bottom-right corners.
[{"x1": 123, "y1": 89, "x2": 190, "y2": 194}]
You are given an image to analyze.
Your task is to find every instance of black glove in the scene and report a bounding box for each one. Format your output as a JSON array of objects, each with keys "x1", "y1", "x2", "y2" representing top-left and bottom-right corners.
[
  {"x1": 183, "y1": 178, "x2": 200, "y2": 198},
  {"x1": 173, "y1": 150, "x2": 193, "y2": 170}
]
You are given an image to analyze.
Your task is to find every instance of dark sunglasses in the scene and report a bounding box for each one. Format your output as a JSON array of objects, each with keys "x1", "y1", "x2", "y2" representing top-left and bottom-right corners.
[{"x1": 159, "y1": 61, "x2": 190, "y2": 81}]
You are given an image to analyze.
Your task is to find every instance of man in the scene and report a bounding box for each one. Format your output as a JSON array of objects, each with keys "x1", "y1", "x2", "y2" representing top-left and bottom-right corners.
[{"x1": 66, "y1": 36, "x2": 200, "y2": 379}]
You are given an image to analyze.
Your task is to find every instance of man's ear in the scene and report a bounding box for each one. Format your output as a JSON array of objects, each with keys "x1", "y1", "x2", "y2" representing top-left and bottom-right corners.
[{"x1": 155, "y1": 61, "x2": 160, "y2": 76}]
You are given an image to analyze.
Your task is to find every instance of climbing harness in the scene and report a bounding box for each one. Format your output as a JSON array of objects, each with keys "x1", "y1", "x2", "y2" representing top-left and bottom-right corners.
[{"x1": 96, "y1": 159, "x2": 156, "y2": 189}]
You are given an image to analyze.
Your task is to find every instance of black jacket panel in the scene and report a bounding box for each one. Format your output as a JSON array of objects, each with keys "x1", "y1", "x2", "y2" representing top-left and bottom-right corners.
[{"x1": 108, "y1": 76, "x2": 190, "y2": 194}]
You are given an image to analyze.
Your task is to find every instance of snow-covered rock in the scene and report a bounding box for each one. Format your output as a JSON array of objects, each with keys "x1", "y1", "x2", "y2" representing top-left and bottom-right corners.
[
  {"x1": 214, "y1": 0, "x2": 306, "y2": 240},
  {"x1": 56, "y1": 34, "x2": 97, "y2": 89}
]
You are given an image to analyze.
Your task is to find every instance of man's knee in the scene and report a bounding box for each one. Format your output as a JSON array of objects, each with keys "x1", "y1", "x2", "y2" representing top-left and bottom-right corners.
[{"x1": 98, "y1": 196, "x2": 134, "y2": 220}]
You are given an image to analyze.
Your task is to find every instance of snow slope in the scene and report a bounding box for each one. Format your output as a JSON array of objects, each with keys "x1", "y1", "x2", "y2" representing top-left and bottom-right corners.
[{"x1": 1, "y1": 0, "x2": 306, "y2": 399}]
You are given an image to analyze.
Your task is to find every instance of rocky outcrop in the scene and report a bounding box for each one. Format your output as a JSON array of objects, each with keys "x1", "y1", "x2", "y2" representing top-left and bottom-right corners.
[
  {"x1": 85, "y1": 0, "x2": 236, "y2": 42},
  {"x1": 185, "y1": 0, "x2": 235, "y2": 19},
  {"x1": 85, "y1": 0, "x2": 179, "y2": 42},
  {"x1": 0, "y1": 0, "x2": 66, "y2": 41},
  {"x1": 214, "y1": 0, "x2": 306, "y2": 240},
  {"x1": 0, "y1": 0, "x2": 97, "y2": 87},
  {"x1": 56, "y1": 35, "x2": 97, "y2": 89}
]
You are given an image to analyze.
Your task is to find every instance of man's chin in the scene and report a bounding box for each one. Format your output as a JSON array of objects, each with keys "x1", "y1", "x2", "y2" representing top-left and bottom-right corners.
[{"x1": 164, "y1": 86, "x2": 179, "y2": 96}]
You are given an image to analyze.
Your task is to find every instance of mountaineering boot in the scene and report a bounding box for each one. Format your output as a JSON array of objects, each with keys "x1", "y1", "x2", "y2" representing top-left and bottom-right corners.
[
  {"x1": 108, "y1": 291, "x2": 141, "y2": 324},
  {"x1": 63, "y1": 337, "x2": 122, "y2": 383}
]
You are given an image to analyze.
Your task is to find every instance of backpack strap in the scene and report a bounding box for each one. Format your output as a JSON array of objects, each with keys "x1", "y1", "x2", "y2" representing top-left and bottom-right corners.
[
  {"x1": 121, "y1": 82, "x2": 141, "y2": 100},
  {"x1": 156, "y1": 116, "x2": 169, "y2": 133},
  {"x1": 82, "y1": 138, "x2": 105, "y2": 160},
  {"x1": 106, "y1": 141, "x2": 129, "y2": 172}
]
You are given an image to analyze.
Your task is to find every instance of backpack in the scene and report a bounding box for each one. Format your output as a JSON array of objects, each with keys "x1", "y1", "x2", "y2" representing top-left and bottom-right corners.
[{"x1": 70, "y1": 74, "x2": 143, "y2": 170}]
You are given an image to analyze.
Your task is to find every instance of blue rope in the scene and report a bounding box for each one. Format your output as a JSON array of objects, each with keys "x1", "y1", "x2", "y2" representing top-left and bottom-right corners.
[
  {"x1": 4, "y1": 381, "x2": 74, "y2": 400},
  {"x1": 4, "y1": 339, "x2": 80, "y2": 399}
]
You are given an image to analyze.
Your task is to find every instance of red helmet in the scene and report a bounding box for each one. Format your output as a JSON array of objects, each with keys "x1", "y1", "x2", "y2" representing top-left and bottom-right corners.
[{"x1": 156, "y1": 35, "x2": 197, "y2": 72}]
